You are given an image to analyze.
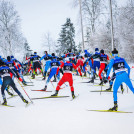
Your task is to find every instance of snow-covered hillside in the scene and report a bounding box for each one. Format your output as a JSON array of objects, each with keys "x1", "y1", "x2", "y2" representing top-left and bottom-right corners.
[{"x1": 0, "y1": 68, "x2": 134, "y2": 134}]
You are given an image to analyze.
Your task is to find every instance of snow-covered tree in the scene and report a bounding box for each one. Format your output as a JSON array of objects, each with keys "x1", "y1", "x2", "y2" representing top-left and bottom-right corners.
[
  {"x1": 0, "y1": 0, "x2": 28, "y2": 60},
  {"x1": 73, "y1": 0, "x2": 119, "y2": 52},
  {"x1": 57, "y1": 18, "x2": 76, "y2": 55},
  {"x1": 42, "y1": 32, "x2": 56, "y2": 54},
  {"x1": 116, "y1": 1, "x2": 134, "y2": 62}
]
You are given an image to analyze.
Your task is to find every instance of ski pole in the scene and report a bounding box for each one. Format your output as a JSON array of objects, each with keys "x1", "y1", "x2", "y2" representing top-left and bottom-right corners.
[
  {"x1": 10, "y1": 86, "x2": 14, "y2": 95},
  {"x1": 26, "y1": 75, "x2": 33, "y2": 83},
  {"x1": 130, "y1": 79, "x2": 134, "y2": 81},
  {"x1": 100, "y1": 84, "x2": 102, "y2": 95},
  {"x1": 16, "y1": 78, "x2": 33, "y2": 104},
  {"x1": 59, "y1": 86, "x2": 66, "y2": 90},
  {"x1": 50, "y1": 80, "x2": 55, "y2": 89},
  {"x1": 126, "y1": 85, "x2": 128, "y2": 93}
]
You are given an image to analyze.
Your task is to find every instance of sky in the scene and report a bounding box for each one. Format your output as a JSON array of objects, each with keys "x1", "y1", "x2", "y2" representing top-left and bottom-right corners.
[
  {"x1": 9, "y1": 0, "x2": 128, "y2": 54},
  {"x1": 10, "y1": 0, "x2": 79, "y2": 53}
]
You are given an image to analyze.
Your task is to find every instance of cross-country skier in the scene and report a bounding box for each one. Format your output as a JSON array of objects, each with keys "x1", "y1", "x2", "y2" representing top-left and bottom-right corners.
[
  {"x1": 83, "y1": 50, "x2": 92, "y2": 76},
  {"x1": 76, "y1": 53, "x2": 84, "y2": 69},
  {"x1": 104, "y1": 48, "x2": 134, "y2": 111},
  {"x1": 98, "y1": 49, "x2": 110, "y2": 85},
  {"x1": 30, "y1": 52, "x2": 43, "y2": 79},
  {"x1": 42, "y1": 57, "x2": 61, "y2": 91},
  {"x1": 11, "y1": 56, "x2": 27, "y2": 85},
  {"x1": 65, "y1": 49, "x2": 76, "y2": 64},
  {"x1": 51, "y1": 58, "x2": 82, "y2": 99},
  {"x1": 6, "y1": 56, "x2": 26, "y2": 85},
  {"x1": 40, "y1": 51, "x2": 52, "y2": 80},
  {"x1": 84, "y1": 48, "x2": 100, "y2": 83},
  {"x1": 0, "y1": 60, "x2": 28, "y2": 105}
]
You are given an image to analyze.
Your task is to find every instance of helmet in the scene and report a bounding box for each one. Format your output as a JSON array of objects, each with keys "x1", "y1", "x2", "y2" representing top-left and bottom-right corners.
[
  {"x1": 34, "y1": 52, "x2": 37, "y2": 55},
  {"x1": 68, "y1": 49, "x2": 71, "y2": 53},
  {"x1": 44, "y1": 51, "x2": 47, "y2": 54},
  {"x1": 7, "y1": 56, "x2": 11, "y2": 61},
  {"x1": 95, "y1": 48, "x2": 99, "y2": 51},
  {"x1": 112, "y1": 48, "x2": 118, "y2": 54},
  {"x1": 11, "y1": 55, "x2": 14, "y2": 59},
  {"x1": 84, "y1": 50, "x2": 87, "y2": 53},
  {"x1": 100, "y1": 49, "x2": 104, "y2": 54},
  {"x1": 0, "y1": 59, "x2": 4, "y2": 66},
  {"x1": 52, "y1": 53, "x2": 55, "y2": 56}
]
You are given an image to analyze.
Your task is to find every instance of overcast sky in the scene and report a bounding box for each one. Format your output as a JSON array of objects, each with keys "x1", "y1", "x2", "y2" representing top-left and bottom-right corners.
[
  {"x1": 9, "y1": 0, "x2": 128, "y2": 53},
  {"x1": 10, "y1": 0, "x2": 79, "y2": 52}
]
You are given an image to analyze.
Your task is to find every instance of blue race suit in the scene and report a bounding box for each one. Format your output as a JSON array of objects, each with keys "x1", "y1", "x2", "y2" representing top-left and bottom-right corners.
[{"x1": 106, "y1": 56, "x2": 134, "y2": 102}]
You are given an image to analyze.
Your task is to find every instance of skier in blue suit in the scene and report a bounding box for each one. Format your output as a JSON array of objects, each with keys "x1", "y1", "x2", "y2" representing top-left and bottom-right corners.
[
  {"x1": 84, "y1": 48, "x2": 100, "y2": 83},
  {"x1": 104, "y1": 48, "x2": 134, "y2": 111},
  {"x1": 83, "y1": 50, "x2": 92, "y2": 76},
  {"x1": 0, "y1": 77, "x2": 13, "y2": 96},
  {"x1": 40, "y1": 51, "x2": 52, "y2": 80},
  {"x1": 92, "y1": 48, "x2": 100, "y2": 74},
  {"x1": 42, "y1": 58, "x2": 61, "y2": 91}
]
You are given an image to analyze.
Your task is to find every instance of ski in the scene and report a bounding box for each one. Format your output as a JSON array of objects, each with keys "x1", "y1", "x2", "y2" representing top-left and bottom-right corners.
[
  {"x1": 70, "y1": 94, "x2": 79, "y2": 101},
  {"x1": 22, "y1": 85, "x2": 34, "y2": 87},
  {"x1": 80, "y1": 81, "x2": 98, "y2": 84},
  {"x1": 0, "y1": 104, "x2": 15, "y2": 107},
  {"x1": 94, "y1": 84, "x2": 107, "y2": 87},
  {"x1": 25, "y1": 102, "x2": 32, "y2": 107},
  {"x1": 26, "y1": 81, "x2": 33, "y2": 83},
  {"x1": 90, "y1": 90, "x2": 120, "y2": 93},
  {"x1": 34, "y1": 79, "x2": 44, "y2": 81},
  {"x1": 31, "y1": 89, "x2": 52, "y2": 92},
  {"x1": 82, "y1": 77, "x2": 90, "y2": 79},
  {"x1": 30, "y1": 78, "x2": 35, "y2": 79},
  {"x1": 7, "y1": 95, "x2": 18, "y2": 99},
  {"x1": 31, "y1": 95, "x2": 70, "y2": 100},
  {"x1": 87, "y1": 110, "x2": 133, "y2": 113}
]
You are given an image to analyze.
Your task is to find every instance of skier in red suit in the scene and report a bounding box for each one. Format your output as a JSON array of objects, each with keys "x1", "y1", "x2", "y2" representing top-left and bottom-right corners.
[
  {"x1": 98, "y1": 49, "x2": 110, "y2": 85},
  {"x1": 51, "y1": 58, "x2": 82, "y2": 99}
]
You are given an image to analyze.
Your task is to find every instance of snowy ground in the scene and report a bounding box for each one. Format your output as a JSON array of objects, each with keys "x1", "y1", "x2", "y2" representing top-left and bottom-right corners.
[{"x1": 0, "y1": 67, "x2": 134, "y2": 134}]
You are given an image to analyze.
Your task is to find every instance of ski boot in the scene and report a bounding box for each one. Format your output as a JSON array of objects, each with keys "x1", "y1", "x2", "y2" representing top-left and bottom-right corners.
[
  {"x1": 71, "y1": 91, "x2": 75, "y2": 99},
  {"x1": 7, "y1": 91, "x2": 14, "y2": 96},
  {"x1": 99, "y1": 79, "x2": 103, "y2": 85},
  {"x1": 35, "y1": 72, "x2": 38, "y2": 76},
  {"x1": 22, "y1": 80, "x2": 27, "y2": 85},
  {"x1": 43, "y1": 85, "x2": 47, "y2": 91},
  {"x1": 88, "y1": 77, "x2": 94, "y2": 83},
  {"x1": 106, "y1": 85, "x2": 112, "y2": 91},
  {"x1": 2, "y1": 98, "x2": 7, "y2": 105},
  {"x1": 23, "y1": 99, "x2": 28, "y2": 104},
  {"x1": 21, "y1": 97, "x2": 28, "y2": 104},
  {"x1": 31, "y1": 73, "x2": 35, "y2": 79},
  {"x1": 84, "y1": 72, "x2": 87, "y2": 77},
  {"x1": 7, "y1": 85, "x2": 9, "y2": 90},
  {"x1": 109, "y1": 102, "x2": 118, "y2": 111},
  {"x1": 95, "y1": 73, "x2": 98, "y2": 78},
  {"x1": 93, "y1": 73, "x2": 96, "y2": 80},
  {"x1": 47, "y1": 72, "x2": 50, "y2": 76},
  {"x1": 42, "y1": 76, "x2": 46, "y2": 80},
  {"x1": 53, "y1": 78, "x2": 57, "y2": 82},
  {"x1": 51, "y1": 90, "x2": 58, "y2": 96},
  {"x1": 121, "y1": 84, "x2": 124, "y2": 94}
]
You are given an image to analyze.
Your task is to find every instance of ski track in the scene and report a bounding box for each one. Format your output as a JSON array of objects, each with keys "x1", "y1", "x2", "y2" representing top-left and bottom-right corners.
[{"x1": 0, "y1": 68, "x2": 134, "y2": 134}]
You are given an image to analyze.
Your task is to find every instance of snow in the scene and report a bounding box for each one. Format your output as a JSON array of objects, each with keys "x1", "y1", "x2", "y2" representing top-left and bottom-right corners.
[{"x1": 0, "y1": 68, "x2": 134, "y2": 134}]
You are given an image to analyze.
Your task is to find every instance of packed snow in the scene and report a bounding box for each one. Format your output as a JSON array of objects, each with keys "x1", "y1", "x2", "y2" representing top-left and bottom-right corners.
[{"x1": 0, "y1": 67, "x2": 134, "y2": 134}]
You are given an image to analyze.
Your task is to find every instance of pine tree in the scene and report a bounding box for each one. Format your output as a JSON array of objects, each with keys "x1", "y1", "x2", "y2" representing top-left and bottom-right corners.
[{"x1": 57, "y1": 18, "x2": 76, "y2": 55}]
